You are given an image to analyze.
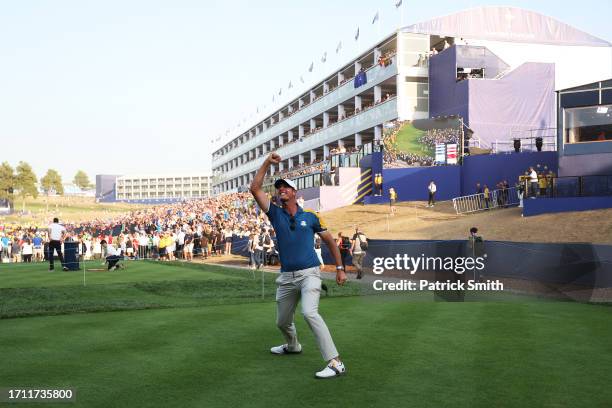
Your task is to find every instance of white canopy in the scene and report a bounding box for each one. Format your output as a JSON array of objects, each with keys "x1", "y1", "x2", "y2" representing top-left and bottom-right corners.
[{"x1": 403, "y1": 6, "x2": 611, "y2": 47}]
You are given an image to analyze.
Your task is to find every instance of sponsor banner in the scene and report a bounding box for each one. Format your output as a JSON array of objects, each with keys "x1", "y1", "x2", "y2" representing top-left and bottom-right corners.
[
  {"x1": 446, "y1": 143, "x2": 458, "y2": 164},
  {"x1": 435, "y1": 143, "x2": 446, "y2": 164}
]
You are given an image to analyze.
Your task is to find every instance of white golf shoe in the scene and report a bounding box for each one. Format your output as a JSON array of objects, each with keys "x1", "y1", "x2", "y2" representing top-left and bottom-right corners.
[
  {"x1": 315, "y1": 359, "x2": 346, "y2": 379},
  {"x1": 270, "y1": 343, "x2": 302, "y2": 355}
]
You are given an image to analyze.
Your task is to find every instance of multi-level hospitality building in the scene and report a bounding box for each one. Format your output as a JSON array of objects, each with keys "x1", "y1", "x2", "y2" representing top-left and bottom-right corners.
[
  {"x1": 114, "y1": 174, "x2": 212, "y2": 201},
  {"x1": 211, "y1": 29, "x2": 431, "y2": 194}
]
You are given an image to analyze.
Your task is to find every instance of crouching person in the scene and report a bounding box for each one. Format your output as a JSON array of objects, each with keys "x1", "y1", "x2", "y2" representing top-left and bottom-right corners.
[{"x1": 100, "y1": 240, "x2": 122, "y2": 271}]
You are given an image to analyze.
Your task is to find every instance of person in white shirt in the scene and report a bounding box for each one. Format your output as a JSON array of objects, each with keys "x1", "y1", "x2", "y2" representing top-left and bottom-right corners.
[
  {"x1": 139, "y1": 232, "x2": 148, "y2": 259},
  {"x1": 83, "y1": 237, "x2": 92, "y2": 260},
  {"x1": 48, "y1": 217, "x2": 68, "y2": 271},
  {"x1": 176, "y1": 229, "x2": 186, "y2": 259},
  {"x1": 528, "y1": 167, "x2": 539, "y2": 198},
  {"x1": 223, "y1": 227, "x2": 233, "y2": 255},
  {"x1": 152, "y1": 233, "x2": 160, "y2": 260},
  {"x1": 428, "y1": 181, "x2": 437, "y2": 207},
  {"x1": 93, "y1": 238, "x2": 102, "y2": 260},
  {"x1": 100, "y1": 240, "x2": 121, "y2": 271},
  {"x1": 297, "y1": 196, "x2": 305, "y2": 208},
  {"x1": 21, "y1": 239, "x2": 33, "y2": 263}
]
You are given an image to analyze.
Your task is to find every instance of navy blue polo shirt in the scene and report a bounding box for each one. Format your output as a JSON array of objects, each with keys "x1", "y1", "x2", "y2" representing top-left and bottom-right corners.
[{"x1": 265, "y1": 203, "x2": 326, "y2": 272}]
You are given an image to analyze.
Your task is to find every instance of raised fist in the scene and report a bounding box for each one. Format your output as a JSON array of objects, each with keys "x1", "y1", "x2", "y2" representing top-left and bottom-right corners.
[{"x1": 268, "y1": 152, "x2": 282, "y2": 164}]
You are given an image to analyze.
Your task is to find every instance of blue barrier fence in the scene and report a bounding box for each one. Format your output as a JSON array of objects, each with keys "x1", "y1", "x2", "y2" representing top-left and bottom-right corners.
[{"x1": 231, "y1": 236, "x2": 612, "y2": 289}]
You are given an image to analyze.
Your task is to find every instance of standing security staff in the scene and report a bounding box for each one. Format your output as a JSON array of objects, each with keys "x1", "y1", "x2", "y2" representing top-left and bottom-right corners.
[
  {"x1": 428, "y1": 180, "x2": 437, "y2": 207},
  {"x1": 250, "y1": 152, "x2": 348, "y2": 379},
  {"x1": 48, "y1": 217, "x2": 68, "y2": 271}
]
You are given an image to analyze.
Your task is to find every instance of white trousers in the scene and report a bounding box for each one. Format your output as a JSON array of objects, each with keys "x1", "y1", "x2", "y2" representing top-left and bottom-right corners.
[{"x1": 275, "y1": 267, "x2": 339, "y2": 361}]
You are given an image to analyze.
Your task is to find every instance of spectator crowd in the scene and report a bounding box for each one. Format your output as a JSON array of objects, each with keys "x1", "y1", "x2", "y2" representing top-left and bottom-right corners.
[{"x1": 0, "y1": 193, "x2": 279, "y2": 265}]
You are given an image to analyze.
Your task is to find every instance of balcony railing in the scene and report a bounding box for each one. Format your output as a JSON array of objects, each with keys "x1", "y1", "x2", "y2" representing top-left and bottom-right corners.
[
  {"x1": 213, "y1": 57, "x2": 398, "y2": 167},
  {"x1": 215, "y1": 97, "x2": 397, "y2": 183}
]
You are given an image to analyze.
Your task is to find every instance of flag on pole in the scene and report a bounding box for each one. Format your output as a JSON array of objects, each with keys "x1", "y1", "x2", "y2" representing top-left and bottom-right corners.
[
  {"x1": 354, "y1": 27, "x2": 360, "y2": 41},
  {"x1": 372, "y1": 11, "x2": 379, "y2": 24},
  {"x1": 321, "y1": 51, "x2": 327, "y2": 63},
  {"x1": 288, "y1": 80, "x2": 293, "y2": 89},
  {"x1": 336, "y1": 41, "x2": 342, "y2": 54},
  {"x1": 300, "y1": 75, "x2": 304, "y2": 83},
  {"x1": 308, "y1": 62, "x2": 314, "y2": 72},
  {"x1": 395, "y1": 0, "x2": 402, "y2": 8},
  {"x1": 278, "y1": 88, "x2": 282, "y2": 96}
]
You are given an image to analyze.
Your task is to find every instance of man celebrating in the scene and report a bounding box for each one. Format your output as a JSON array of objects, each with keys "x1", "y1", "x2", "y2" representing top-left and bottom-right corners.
[{"x1": 250, "y1": 152, "x2": 348, "y2": 379}]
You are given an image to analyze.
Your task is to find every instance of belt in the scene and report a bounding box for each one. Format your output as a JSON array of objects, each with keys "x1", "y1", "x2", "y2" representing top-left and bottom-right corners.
[{"x1": 282, "y1": 266, "x2": 319, "y2": 278}]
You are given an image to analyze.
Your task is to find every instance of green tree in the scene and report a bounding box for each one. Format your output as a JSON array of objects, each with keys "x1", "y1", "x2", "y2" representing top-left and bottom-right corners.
[
  {"x1": 0, "y1": 162, "x2": 15, "y2": 208},
  {"x1": 73, "y1": 170, "x2": 92, "y2": 190},
  {"x1": 14, "y1": 161, "x2": 38, "y2": 212},
  {"x1": 41, "y1": 169, "x2": 64, "y2": 195}
]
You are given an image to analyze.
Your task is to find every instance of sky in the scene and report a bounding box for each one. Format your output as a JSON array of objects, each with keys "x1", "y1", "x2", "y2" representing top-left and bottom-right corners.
[{"x1": 1, "y1": 0, "x2": 611, "y2": 183}]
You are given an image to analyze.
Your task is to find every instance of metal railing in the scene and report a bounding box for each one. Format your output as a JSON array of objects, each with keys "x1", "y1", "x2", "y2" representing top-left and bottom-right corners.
[
  {"x1": 212, "y1": 57, "x2": 398, "y2": 166},
  {"x1": 454, "y1": 175, "x2": 612, "y2": 214},
  {"x1": 216, "y1": 97, "x2": 398, "y2": 182},
  {"x1": 491, "y1": 128, "x2": 557, "y2": 153},
  {"x1": 453, "y1": 187, "x2": 520, "y2": 215}
]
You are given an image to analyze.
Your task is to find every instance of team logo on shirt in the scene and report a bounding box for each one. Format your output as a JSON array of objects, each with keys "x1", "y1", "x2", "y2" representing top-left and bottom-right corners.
[{"x1": 300, "y1": 220, "x2": 307, "y2": 227}]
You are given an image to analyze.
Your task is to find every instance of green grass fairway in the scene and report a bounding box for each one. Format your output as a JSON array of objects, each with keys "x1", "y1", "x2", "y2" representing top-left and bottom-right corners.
[
  {"x1": 1, "y1": 262, "x2": 612, "y2": 407},
  {"x1": 1, "y1": 196, "x2": 146, "y2": 224},
  {"x1": 395, "y1": 122, "x2": 434, "y2": 157},
  {"x1": 0, "y1": 261, "x2": 361, "y2": 318}
]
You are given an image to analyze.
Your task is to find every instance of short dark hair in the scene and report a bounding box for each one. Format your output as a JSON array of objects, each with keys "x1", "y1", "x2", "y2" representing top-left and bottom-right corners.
[
  {"x1": 53, "y1": 217, "x2": 59, "y2": 223},
  {"x1": 100, "y1": 240, "x2": 107, "y2": 245},
  {"x1": 470, "y1": 227, "x2": 478, "y2": 234}
]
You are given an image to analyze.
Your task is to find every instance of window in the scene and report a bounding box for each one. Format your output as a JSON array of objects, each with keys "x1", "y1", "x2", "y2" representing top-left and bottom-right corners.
[
  {"x1": 603, "y1": 89, "x2": 612, "y2": 105},
  {"x1": 564, "y1": 104, "x2": 612, "y2": 143},
  {"x1": 561, "y1": 91, "x2": 599, "y2": 108},
  {"x1": 456, "y1": 67, "x2": 484, "y2": 81}
]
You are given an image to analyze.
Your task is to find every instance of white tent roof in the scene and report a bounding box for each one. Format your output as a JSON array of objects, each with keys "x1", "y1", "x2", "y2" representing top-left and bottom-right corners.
[{"x1": 402, "y1": 6, "x2": 611, "y2": 47}]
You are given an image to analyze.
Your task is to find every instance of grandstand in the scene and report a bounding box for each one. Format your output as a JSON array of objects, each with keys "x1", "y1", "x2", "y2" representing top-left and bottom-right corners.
[{"x1": 212, "y1": 6, "x2": 612, "y2": 209}]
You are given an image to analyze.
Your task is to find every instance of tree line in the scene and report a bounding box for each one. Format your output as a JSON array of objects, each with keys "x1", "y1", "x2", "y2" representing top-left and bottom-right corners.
[{"x1": 0, "y1": 162, "x2": 93, "y2": 210}]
